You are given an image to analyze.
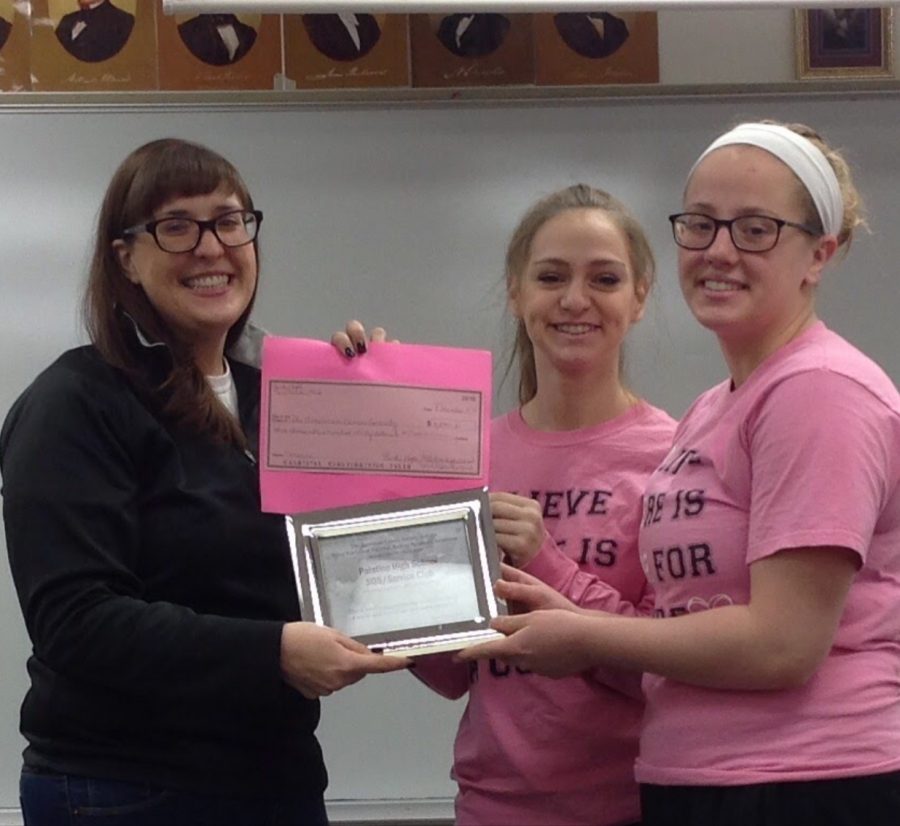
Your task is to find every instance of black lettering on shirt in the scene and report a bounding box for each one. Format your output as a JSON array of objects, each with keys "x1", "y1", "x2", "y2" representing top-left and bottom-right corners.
[
  {"x1": 489, "y1": 658, "x2": 511, "y2": 677},
  {"x1": 487, "y1": 659, "x2": 530, "y2": 678},
  {"x1": 673, "y1": 488, "x2": 705, "y2": 519},
  {"x1": 660, "y1": 448, "x2": 701, "y2": 475},
  {"x1": 689, "y1": 542, "x2": 715, "y2": 576},
  {"x1": 643, "y1": 492, "x2": 665, "y2": 526},
  {"x1": 543, "y1": 491, "x2": 563, "y2": 519},
  {"x1": 587, "y1": 489, "x2": 613, "y2": 515},
  {"x1": 654, "y1": 606, "x2": 689, "y2": 618},
  {"x1": 651, "y1": 542, "x2": 716, "y2": 581},
  {"x1": 523, "y1": 488, "x2": 614, "y2": 518},
  {"x1": 565, "y1": 489, "x2": 591, "y2": 516},
  {"x1": 578, "y1": 537, "x2": 617, "y2": 567}
]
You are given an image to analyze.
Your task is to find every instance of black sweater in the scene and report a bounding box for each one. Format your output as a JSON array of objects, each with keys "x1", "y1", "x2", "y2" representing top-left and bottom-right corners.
[{"x1": 1, "y1": 344, "x2": 326, "y2": 797}]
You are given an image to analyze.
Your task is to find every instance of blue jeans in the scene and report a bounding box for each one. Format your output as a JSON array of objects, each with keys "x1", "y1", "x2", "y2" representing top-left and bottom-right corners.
[{"x1": 20, "y1": 767, "x2": 329, "y2": 826}]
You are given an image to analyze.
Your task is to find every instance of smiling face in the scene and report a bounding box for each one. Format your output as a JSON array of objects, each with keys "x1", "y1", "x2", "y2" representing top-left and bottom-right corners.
[
  {"x1": 509, "y1": 208, "x2": 646, "y2": 385},
  {"x1": 679, "y1": 145, "x2": 834, "y2": 352},
  {"x1": 113, "y1": 186, "x2": 258, "y2": 372}
]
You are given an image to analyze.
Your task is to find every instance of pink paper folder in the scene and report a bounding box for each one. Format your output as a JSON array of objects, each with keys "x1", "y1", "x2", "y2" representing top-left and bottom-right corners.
[{"x1": 260, "y1": 336, "x2": 492, "y2": 514}]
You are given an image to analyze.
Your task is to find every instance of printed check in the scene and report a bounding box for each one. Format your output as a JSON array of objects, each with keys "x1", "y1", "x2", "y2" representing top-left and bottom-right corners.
[
  {"x1": 259, "y1": 336, "x2": 491, "y2": 514},
  {"x1": 267, "y1": 381, "x2": 482, "y2": 477}
]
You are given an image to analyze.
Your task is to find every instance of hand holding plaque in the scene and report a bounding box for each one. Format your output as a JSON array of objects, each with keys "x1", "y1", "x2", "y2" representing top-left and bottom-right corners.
[{"x1": 279, "y1": 620, "x2": 410, "y2": 699}]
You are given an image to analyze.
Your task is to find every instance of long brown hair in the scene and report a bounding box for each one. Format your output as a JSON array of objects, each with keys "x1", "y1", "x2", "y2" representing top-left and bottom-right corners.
[
  {"x1": 83, "y1": 138, "x2": 258, "y2": 445},
  {"x1": 504, "y1": 184, "x2": 656, "y2": 405}
]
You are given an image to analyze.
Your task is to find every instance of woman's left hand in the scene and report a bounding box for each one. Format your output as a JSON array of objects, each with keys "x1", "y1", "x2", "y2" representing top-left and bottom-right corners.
[
  {"x1": 331, "y1": 320, "x2": 396, "y2": 359},
  {"x1": 496, "y1": 563, "x2": 579, "y2": 614}
]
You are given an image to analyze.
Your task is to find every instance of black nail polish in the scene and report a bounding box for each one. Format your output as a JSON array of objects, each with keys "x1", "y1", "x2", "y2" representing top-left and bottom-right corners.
[
  {"x1": 356, "y1": 341, "x2": 367, "y2": 355},
  {"x1": 344, "y1": 347, "x2": 355, "y2": 358}
]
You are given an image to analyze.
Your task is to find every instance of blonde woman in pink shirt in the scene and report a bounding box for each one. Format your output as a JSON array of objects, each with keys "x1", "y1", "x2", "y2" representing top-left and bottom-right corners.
[
  {"x1": 462, "y1": 122, "x2": 900, "y2": 826},
  {"x1": 407, "y1": 184, "x2": 676, "y2": 826}
]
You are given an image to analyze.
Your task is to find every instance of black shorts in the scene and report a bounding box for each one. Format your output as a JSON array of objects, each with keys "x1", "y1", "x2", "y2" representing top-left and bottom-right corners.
[{"x1": 640, "y1": 770, "x2": 900, "y2": 826}]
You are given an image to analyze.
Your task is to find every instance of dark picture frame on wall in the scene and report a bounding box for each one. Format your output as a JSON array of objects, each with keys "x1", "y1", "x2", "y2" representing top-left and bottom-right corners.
[{"x1": 795, "y1": 8, "x2": 894, "y2": 79}]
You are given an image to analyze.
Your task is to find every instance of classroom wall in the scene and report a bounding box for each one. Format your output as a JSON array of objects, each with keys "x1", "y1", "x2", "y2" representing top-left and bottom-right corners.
[{"x1": 1, "y1": 9, "x2": 899, "y2": 825}]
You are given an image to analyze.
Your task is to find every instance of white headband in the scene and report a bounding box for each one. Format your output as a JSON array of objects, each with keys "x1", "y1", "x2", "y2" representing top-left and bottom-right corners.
[{"x1": 689, "y1": 123, "x2": 844, "y2": 237}]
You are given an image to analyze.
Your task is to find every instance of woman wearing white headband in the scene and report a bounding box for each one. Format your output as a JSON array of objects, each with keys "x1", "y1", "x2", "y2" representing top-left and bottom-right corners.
[{"x1": 461, "y1": 121, "x2": 900, "y2": 825}]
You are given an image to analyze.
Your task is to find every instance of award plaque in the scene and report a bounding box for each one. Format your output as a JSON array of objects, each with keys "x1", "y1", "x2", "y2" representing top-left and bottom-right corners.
[{"x1": 292, "y1": 487, "x2": 505, "y2": 656}]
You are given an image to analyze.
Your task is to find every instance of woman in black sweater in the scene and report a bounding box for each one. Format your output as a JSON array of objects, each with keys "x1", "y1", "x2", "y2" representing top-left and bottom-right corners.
[{"x1": 1, "y1": 138, "x2": 404, "y2": 826}]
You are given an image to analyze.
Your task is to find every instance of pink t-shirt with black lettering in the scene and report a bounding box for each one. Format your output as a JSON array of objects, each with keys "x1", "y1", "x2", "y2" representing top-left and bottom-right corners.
[
  {"x1": 417, "y1": 402, "x2": 675, "y2": 825},
  {"x1": 637, "y1": 322, "x2": 900, "y2": 785}
]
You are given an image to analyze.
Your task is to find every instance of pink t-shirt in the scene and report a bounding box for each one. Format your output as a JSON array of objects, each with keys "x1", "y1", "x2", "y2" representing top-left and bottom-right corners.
[
  {"x1": 417, "y1": 402, "x2": 675, "y2": 826},
  {"x1": 637, "y1": 322, "x2": 900, "y2": 786}
]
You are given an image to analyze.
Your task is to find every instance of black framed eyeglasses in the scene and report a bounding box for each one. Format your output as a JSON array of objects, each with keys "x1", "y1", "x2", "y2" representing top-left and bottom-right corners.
[
  {"x1": 668, "y1": 212, "x2": 819, "y2": 253},
  {"x1": 121, "y1": 209, "x2": 263, "y2": 253}
]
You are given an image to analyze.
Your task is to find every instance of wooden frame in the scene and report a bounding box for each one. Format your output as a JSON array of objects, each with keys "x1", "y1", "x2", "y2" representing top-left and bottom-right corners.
[{"x1": 796, "y1": 8, "x2": 894, "y2": 79}]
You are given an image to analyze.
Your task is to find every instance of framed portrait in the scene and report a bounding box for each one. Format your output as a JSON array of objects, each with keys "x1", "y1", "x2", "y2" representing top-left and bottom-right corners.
[
  {"x1": 283, "y1": 13, "x2": 409, "y2": 89},
  {"x1": 410, "y1": 13, "x2": 534, "y2": 88},
  {"x1": 795, "y1": 8, "x2": 894, "y2": 79},
  {"x1": 30, "y1": 0, "x2": 157, "y2": 91},
  {"x1": 534, "y1": 11, "x2": 659, "y2": 86},
  {"x1": 158, "y1": 11, "x2": 281, "y2": 90},
  {"x1": 0, "y1": 0, "x2": 30, "y2": 91}
]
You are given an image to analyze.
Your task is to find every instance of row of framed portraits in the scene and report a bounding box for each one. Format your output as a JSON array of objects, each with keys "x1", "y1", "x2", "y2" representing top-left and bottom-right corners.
[
  {"x1": 0, "y1": 4, "x2": 893, "y2": 94},
  {"x1": 0, "y1": 2, "x2": 660, "y2": 92}
]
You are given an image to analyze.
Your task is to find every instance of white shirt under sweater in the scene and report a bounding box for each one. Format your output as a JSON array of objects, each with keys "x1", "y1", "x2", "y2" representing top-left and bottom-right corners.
[{"x1": 206, "y1": 360, "x2": 238, "y2": 418}]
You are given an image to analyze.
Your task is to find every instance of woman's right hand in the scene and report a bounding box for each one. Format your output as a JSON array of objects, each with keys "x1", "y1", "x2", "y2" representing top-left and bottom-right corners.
[
  {"x1": 490, "y1": 491, "x2": 547, "y2": 568},
  {"x1": 280, "y1": 622, "x2": 409, "y2": 699},
  {"x1": 330, "y1": 319, "x2": 396, "y2": 359},
  {"x1": 457, "y1": 608, "x2": 600, "y2": 678}
]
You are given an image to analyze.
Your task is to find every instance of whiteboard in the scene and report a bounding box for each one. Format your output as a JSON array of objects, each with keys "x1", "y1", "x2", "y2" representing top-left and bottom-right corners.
[{"x1": 1, "y1": 92, "x2": 898, "y2": 819}]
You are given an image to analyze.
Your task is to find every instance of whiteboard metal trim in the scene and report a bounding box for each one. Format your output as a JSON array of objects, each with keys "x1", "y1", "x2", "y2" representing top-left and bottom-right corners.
[{"x1": 2, "y1": 83, "x2": 900, "y2": 113}]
